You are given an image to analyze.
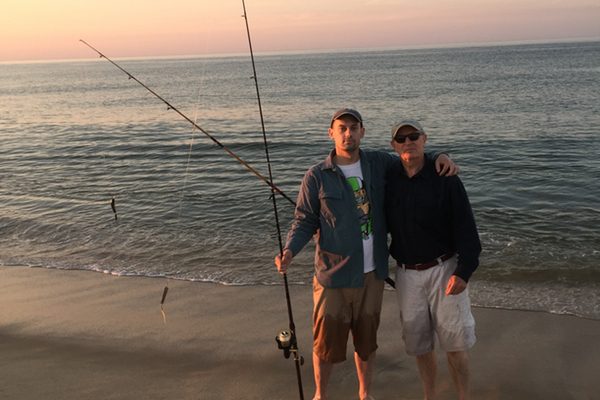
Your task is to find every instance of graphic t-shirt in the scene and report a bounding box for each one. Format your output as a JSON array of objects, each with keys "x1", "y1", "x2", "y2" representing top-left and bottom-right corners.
[{"x1": 337, "y1": 160, "x2": 375, "y2": 273}]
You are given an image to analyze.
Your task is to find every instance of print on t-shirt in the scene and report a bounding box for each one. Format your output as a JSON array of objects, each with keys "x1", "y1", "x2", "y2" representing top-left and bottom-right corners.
[{"x1": 346, "y1": 176, "x2": 373, "y2": 240}]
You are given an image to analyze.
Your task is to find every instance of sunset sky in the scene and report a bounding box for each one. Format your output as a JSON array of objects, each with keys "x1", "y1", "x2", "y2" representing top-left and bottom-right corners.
[{"x1": 2, "y1": 0, "x2": 599, "y2": 62}]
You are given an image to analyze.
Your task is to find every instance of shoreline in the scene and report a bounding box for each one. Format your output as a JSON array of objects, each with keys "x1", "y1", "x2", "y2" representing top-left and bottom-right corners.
[
  {"x1": 1, "y1": 266, "x2": 599, "y2": 399},
  {"x1": 4, "y1": 263, "x2": 598, "y2": 322}
]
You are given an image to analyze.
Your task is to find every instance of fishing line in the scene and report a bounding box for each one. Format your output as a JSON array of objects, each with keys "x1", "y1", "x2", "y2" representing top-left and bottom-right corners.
[
  {"x1": 241, "y1": 1, "x2": 305, "y2": 398},
  {"x1": 161, "y1": 82, "x2": 205, "y2": 324}
]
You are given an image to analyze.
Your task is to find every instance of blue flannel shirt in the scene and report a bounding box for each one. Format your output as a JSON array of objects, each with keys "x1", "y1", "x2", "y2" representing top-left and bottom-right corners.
[{"x1": 284, "y1": 149, "x2": 396, "y2": 288}]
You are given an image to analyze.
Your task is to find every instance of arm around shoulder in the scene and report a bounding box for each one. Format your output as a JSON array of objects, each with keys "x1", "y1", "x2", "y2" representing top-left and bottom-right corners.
[{"x1": 427, "y1": 151, "x2": 459, "y2": 176}]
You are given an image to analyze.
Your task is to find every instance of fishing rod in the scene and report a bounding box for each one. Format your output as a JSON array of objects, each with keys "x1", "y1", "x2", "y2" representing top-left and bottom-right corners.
[
  {"x1": 79, "y1": 39, "x2": 296, "y2": 207},
  {"x1": 241, "y1": 1, "x2": 304, "y2": 399}
]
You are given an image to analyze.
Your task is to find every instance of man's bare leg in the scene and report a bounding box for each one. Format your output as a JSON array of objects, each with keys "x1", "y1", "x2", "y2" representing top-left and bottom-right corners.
[
  {"x1": 313, "y1": 352, "x2": 333, "y2": 400},
  {"x1": 416, "y1": 351, "x2": 437, "y2": 400},
  {"x1": 354, "y1": 351, "x2": 376, "y2": 400},
  {"x1": 447, "y1": 351, "x2": 470, "y2": 400}
]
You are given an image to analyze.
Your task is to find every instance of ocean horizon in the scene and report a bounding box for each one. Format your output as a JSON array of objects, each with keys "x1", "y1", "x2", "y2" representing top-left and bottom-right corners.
[{"x1": 3, "y1": 37, "x2": 599, "y2": 65}]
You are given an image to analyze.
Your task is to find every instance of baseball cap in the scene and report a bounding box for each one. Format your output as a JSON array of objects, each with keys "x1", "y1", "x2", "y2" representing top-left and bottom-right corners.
[
  {"x1": 391, "y1": 119, "x2": 424, "y2": 138},
  {"x1": 330, "y1": 108, "x2": 363, "y2": 127}
]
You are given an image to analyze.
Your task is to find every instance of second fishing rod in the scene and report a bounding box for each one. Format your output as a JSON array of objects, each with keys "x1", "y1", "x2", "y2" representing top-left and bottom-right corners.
[{"x1": 241, "y1": 1, "x2": 305, "y2": 399}]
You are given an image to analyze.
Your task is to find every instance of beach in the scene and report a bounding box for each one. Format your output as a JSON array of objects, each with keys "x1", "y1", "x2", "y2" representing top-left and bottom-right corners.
[{"x1": 0, "y1": 266, "x2": 598, "y2": 399}]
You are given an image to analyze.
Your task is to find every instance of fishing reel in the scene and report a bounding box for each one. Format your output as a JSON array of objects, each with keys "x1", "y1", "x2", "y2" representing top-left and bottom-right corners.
[{"x1": 276, "y1": 329, "x2": 304, "y2": 365}]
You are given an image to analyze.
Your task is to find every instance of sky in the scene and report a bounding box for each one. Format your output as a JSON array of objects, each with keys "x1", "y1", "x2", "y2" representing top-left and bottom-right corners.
[{"x1": 1, "y1": 0, "x2": 599, "y2": 62}]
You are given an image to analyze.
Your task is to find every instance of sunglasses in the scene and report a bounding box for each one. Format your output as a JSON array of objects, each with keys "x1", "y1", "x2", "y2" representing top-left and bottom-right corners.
[{"x1": 394, "y1": 131, "x2": 422, "y2": 143}]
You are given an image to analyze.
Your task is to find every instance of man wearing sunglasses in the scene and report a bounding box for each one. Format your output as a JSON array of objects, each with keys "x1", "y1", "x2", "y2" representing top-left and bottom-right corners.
[
  {"x1": 386, "y1": 120, "x2": 481, "y2": 400},
  {"x1": 275, "y1": 109, "x2": 458, "y2": 400}
]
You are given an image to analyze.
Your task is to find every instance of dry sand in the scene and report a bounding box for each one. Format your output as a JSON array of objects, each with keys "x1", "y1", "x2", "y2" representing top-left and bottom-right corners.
[{"x1": 0, "y1": 266, "x2": 598, "y2": 399}]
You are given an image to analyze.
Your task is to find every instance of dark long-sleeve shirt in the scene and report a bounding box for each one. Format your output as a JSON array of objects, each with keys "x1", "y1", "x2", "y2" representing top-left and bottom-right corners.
[{"x1": 385, "y1": 157, "x2": 481, "y2": 282}]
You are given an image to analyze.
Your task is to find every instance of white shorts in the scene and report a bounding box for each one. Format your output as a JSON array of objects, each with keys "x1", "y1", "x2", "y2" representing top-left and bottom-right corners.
[{"x1": 395, "y1": 255, "x2": 476, "y2": 356}]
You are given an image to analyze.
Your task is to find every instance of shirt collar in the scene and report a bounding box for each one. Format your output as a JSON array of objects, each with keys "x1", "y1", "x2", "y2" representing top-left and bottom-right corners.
[
  {"x1": 321, "y1": 149, "x2": 365, "y2": 171},
  {"x1": 397, "y1": 155, "x2": 435, "y2": 179}
]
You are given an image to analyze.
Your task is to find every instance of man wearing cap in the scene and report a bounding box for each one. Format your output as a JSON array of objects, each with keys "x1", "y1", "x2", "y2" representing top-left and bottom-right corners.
[
  {"x1": 275, "y1": 109, "x2": 457, "y2": 400},
  {"x1": 386, "y1": 120, "x2": 481, "y2": 400}
]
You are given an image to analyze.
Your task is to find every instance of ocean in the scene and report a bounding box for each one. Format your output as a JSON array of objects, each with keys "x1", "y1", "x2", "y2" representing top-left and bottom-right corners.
[{"x1": 1, "y1": 41, "x2": 599, "y2": 320}]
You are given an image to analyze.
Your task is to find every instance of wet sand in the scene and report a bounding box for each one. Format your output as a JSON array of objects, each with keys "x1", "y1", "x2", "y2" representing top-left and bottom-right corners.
[{"x1": 0, "y1": 266, "x2": 598, "y2": 399}]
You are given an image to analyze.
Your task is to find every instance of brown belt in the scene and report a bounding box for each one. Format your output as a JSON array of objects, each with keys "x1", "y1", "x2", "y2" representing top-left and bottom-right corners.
[{"x1": 399, "y1": 253, "x2": 454, "y2": 271}]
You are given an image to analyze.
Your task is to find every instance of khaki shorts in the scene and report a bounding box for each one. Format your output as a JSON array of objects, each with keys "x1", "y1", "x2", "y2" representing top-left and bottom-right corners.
[
  {"x1": 395, "y1": 255, "x2": 476, "y2": 356},
  {"x1": 312, "y1": 271, "x2": 384, "y2": 363}
]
